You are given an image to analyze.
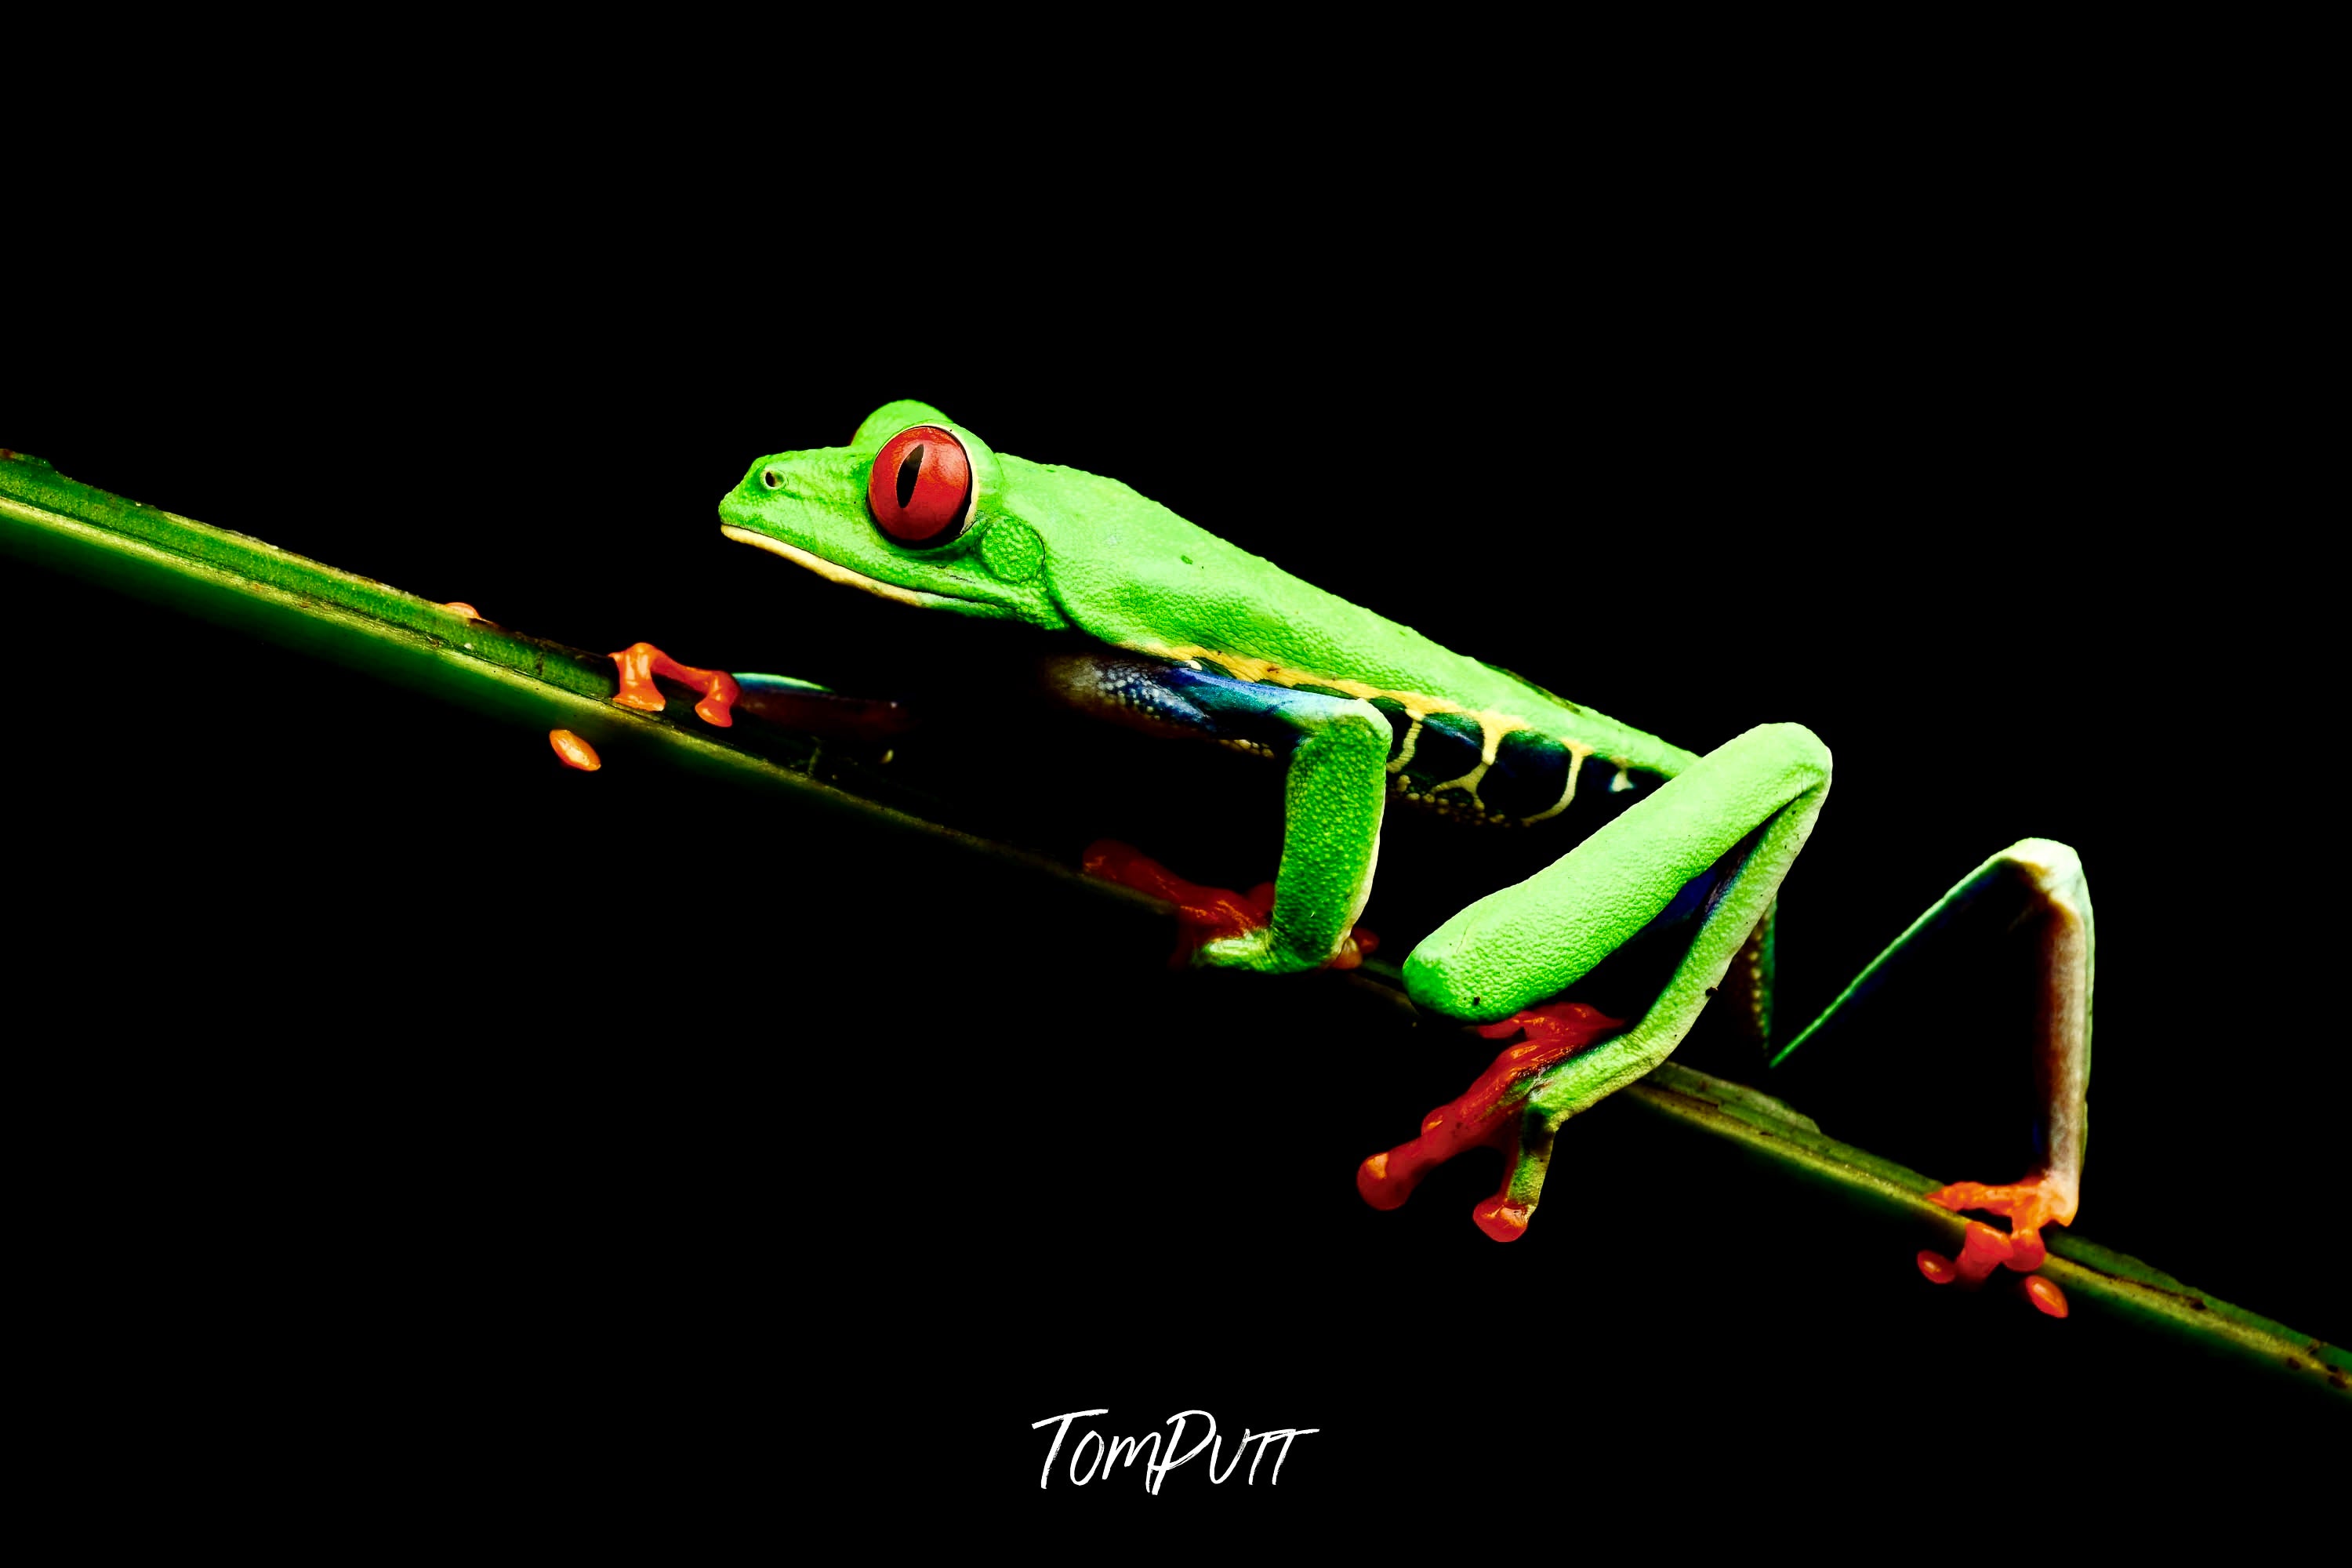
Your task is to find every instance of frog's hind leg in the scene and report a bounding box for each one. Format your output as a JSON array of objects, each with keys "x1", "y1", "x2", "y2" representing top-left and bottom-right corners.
[
  {"x1": 1770, "y1": 840, "x2": 2093, "y2": 1308},
  {"x1": 1365, "y1": 723, "x2": 1834, "y2": 1239}
]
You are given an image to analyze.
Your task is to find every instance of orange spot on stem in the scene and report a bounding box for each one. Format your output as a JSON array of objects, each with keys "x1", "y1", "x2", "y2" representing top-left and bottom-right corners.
[
  {"x1": 2024, "y1": 1276, "x2": 2070, "y2": 1318},
  {"x1": 439, "y1": 601, "x2": 481, "y2": 619}
]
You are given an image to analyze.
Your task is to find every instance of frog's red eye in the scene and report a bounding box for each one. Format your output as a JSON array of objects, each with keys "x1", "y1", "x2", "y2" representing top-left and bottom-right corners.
[{"x1": 869, "y1": 426, "x2": 974, "y2": 546}]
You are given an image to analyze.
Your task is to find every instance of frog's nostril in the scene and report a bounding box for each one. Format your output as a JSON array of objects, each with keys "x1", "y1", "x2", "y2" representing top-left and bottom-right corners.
[{"x1": 761, "y1": 468, "x2": 782, "y2": 489}]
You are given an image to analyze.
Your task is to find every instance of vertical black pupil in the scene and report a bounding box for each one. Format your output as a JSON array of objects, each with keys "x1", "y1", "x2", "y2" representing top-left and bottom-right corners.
[{"x1": 896, "y1": 445, "x2": 927, "y2": 510}]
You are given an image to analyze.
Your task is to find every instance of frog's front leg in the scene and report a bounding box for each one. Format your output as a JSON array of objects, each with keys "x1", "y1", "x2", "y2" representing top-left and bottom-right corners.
[
  {"x1": 1366, "y1": 723, "x2": 1834, "y2": 1237},
  {"x1": 1203, "y1": 686, "x2": 1388, "y2": 974},
  {"x1": 1046, "y1": 654, "x2": 1388, "y2": 974}
]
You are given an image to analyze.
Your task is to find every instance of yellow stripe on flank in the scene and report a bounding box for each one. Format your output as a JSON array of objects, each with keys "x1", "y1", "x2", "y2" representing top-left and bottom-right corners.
[
  {"x1": 1135, "y1": 640, "x2": 1596, "y2": 811},
  {"x1": 1388, "y1": 715, "x2": 1425, "y2": 773},
  {"x1": 1521, "y1": 747, "x2": 1590, "y2": 823}
]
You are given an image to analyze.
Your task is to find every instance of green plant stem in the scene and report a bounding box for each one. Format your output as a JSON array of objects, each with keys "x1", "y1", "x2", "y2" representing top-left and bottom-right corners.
[{"x1": 4, "y1": 448, "x2": 2344, "y2": 1404}]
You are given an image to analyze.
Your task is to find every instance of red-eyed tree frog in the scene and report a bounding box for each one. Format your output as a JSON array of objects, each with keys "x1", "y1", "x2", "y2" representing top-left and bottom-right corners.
[{"x1": 699, "y1": 400, "x2": 2093, "y2": 1299}]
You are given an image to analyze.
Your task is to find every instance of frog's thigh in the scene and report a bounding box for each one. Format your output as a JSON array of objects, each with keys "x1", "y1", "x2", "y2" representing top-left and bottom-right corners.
[{"x1": 1405, "y1": 723, "x2": 1832, "y2": 1109}]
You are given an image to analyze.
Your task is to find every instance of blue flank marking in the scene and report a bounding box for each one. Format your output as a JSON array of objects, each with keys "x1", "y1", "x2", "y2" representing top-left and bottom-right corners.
[
  {"x1": 1479, "y1": 730, "x2": 1570, "y2": 819},
  {"x1": 1628, "y1": 830, "x2": 1762, "y2": 949},
  {"x1": 1153, "y1": 663, "x2": 1356, "y2": 755},
  {"x1": 1141, "y1": 662, "x2": 1634, "y2": 826}
]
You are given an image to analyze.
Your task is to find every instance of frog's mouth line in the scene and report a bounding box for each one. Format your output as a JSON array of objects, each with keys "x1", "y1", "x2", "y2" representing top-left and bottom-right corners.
[{"x1": 720, "y1": 524, "x2": 973, "y2": 610}]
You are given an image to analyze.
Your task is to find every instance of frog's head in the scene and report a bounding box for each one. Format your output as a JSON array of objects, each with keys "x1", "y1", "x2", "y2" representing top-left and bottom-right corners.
[{"x1": 717, "y1": 400, "x2": 1073, "y2": 630}]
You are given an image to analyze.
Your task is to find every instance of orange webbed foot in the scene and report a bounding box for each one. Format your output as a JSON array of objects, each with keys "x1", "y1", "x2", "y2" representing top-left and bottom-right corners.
[
  {"x1": 1080, "y1": 840, "x2": 1377, "y2": 969},
  {"x1": 1917, "y1": 1175, "x2": 2074, "y2": 1316},
  {"x1": 608, "y1": 641, "x2": 741, "y2": 727},
  {"x1": 1357, "y1": 1003, "x2": 1625, "y2": 1241}
]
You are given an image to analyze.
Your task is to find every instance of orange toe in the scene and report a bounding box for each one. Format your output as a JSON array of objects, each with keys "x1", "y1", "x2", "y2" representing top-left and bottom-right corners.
[
  {"x1": 1920, "y1": 1174, "x2": 2074, "y2": 1316},
  {"x1": 1082, "y1": 841, "x2": 1378, "y2": 969}
]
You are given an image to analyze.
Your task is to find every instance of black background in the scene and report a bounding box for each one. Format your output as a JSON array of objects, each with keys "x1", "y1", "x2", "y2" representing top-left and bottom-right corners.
[{"x1": 9, "y1": 145, "x2": 2342, "y2": 1535}]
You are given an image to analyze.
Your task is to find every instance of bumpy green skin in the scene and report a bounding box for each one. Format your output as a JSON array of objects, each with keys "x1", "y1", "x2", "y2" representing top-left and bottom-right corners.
[
  {"x1": 720, "y1": 401, "x2": 1689, "y2": 776},
  {"x1": 1210, "y1": 694, "x2": 1392, "y2": 972},
  {"x1": 718, "y1": 404, "x2": 1832, "y2": 1126},
  {"x1": 1422, "y1": 724, "x2": 1829, "y2": 1215},
  {"x1": 1410, "y1": 724, "x2": 1831, "y2": 1022},
  {"x1": 1524, "y1": 727, "x2": 1828, "y2": 1123}
]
